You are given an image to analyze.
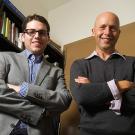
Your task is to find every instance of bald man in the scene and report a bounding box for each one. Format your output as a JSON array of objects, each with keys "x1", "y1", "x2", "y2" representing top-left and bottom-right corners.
[{"x1": 70, "y1": 11, "x2": 135, "y2": 135}]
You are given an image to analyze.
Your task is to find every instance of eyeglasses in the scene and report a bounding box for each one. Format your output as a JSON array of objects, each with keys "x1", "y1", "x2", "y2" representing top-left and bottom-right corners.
[{"x1": 24, "y1": 29, "x2": 48, "y2": 37}]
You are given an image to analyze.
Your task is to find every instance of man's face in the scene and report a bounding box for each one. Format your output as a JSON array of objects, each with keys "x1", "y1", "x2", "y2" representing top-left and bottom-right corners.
[
  {"x1": 92, "y1": 13, "x2": 120, "y2": 52},
  {"x1": 22, "y1": 20, "x2": 50, "y2": 55}
]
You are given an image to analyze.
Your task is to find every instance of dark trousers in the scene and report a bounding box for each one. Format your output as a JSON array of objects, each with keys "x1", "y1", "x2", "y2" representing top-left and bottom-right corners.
[{"x1": 10, "y1": 120, "x2": 28, "y2": 135}]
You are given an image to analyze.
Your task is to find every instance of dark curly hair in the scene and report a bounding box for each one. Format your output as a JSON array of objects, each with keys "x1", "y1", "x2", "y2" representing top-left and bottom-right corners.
[{"x1": 22, "y1": 14, "x2": 50, "y2": 35}]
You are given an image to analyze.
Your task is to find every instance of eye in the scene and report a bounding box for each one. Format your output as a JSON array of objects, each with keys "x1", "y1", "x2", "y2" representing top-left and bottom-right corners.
[
  {"x1": 24, "y1": 29, "x2": 48, "y2": 37},
  {"x1": 99, "y1": 25, "x2": 106, "y2": 30},
  {"x1": 24, "y1": 29, "x2": 36, "y2": 36},
  {"x1": 28, "y1": 29, "x2": 36, "y2": 34},
  {"x1": 38, "y1": 30, "x2": 47, "y2": 36},
  {"x1": 110, "y1": 27, "x2": 118, "y2": 32}
]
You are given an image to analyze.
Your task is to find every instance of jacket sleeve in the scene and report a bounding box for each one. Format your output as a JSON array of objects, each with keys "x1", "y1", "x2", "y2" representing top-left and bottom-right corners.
[
  {"x1": 0, "y1": 88, "x2": 44, "y2": 126},
  {"x1": 25, "y1": 68, "x2": 72, "y2": 113},
  {"x1": 70, "y1": 59, "x2": 113, "y2": 109}
]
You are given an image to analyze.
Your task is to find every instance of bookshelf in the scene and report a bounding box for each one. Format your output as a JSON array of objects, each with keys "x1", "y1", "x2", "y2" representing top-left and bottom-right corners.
[
  {"x1": 0, "y1": 0, "x2": 64, "y2": 68},
  {"x1": 45, "y1": 41, "x2": 64, "y2": 68},
  {"x1": 0, "y1": 0, "x2": 25, "y2": 52}
]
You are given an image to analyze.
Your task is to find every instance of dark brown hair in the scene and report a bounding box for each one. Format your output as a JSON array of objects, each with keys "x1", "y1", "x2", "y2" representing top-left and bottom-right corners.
[{"x1": 22, "y1": 14, "x2": 50, "y2": 35}]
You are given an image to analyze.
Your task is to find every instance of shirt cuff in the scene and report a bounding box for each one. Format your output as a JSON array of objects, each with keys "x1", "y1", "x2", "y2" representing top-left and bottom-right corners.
[
  {"x1": 107, "y1": 79, "x2": 121, "y2": 100},
  {"x1": 19, "y1": 82, "x2": 29, "y2": 97}
]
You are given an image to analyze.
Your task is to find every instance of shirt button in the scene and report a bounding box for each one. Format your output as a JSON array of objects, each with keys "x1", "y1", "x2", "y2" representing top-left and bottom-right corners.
[{"x1": 10, "y1": 123, "x2": 16, "y2": 128}]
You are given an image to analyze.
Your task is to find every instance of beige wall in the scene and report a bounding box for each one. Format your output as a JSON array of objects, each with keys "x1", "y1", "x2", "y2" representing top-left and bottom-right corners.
[
  {"x1": 49, "y1": 0, "x2": 135, "y2": 47},
  {"x1": 60, "y1": 22, "x2": 135, "y2": 135}
]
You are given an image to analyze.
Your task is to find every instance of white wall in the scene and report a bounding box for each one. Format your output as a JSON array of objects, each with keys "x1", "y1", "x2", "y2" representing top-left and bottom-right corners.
[
  {"x1": 10, "y1": 0, "x2": 135, "y2": 49},
  {"x1": 48, "y1": 0, "x2": 135, "y2": 48}
]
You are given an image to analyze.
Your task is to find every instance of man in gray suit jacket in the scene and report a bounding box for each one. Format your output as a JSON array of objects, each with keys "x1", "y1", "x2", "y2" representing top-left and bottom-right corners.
[{"x1": 0, "y1": 14, "x2": 72, "y2": 135}]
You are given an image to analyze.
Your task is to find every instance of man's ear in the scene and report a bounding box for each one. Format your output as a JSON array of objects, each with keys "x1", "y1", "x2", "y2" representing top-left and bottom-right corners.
[
  {"x1": 47, "y1": 36, "x2": 50, "y2": 44},
  {"x1": 91, "y1": 28, "x2": 95, "y2": 36},
  {"x1": 21, "y1": 33, "x2": 25, "y2": 42},
  {"x1": 119, "y1": 29, "x2": 121, "y2": 35}
]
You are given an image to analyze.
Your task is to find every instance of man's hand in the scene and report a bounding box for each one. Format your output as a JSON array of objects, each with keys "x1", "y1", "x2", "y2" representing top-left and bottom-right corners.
[
  {"x1": 75, "y1": 76, "x2": 90, "y2": 84},
  {"x1": 116, "y1": 80, "x2": 135, "y2": 92},
  {"x1": 7, "y1": 84, "x2": 20, "y2": 93}
]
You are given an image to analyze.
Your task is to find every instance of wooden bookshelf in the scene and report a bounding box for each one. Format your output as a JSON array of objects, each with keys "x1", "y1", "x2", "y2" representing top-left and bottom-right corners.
[
  {"x1": 0, "y1": 0, "x2": 25, "y2": 52},
  {"x1": 45, "y1": 41, "x2": 64, "y2": 68},
  {"x1": 0, "y1": 33, "x2": 22, "y2": 52}
]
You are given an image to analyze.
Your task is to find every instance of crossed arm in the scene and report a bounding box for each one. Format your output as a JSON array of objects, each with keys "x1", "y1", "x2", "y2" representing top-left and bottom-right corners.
[
  {"x1": 0, "y1": 74, "x2": 71, "y2": 125},
  {"x1": 70, "y1": 60, "x2": 135, "y2": 111},
  {"x1": 7, "y1": 69, "x2": 72, "y2": 113},
  {"x1": 75, "y1": 76, "x2": 135, "y2": 93},
  {"x1": 0, "y1": 82, "x2": 44, "y2": 125}
]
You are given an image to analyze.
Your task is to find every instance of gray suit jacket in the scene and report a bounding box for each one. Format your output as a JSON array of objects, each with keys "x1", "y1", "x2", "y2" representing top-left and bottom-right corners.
[{"x1": 0, "y1": 51, "x2": 72, "y2": 135}]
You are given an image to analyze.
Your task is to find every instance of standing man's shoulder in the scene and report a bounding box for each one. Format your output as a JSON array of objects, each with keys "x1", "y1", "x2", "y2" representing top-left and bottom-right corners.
[
  {"x1": 124, "y1": 55, "x2": 135, "y2": 62},
  {"x1": 0, "y1": 51, "x2": 18, "y2": 56},
  {"x1": 0, "y1": 51, "x2": 25, "y2": 64},
  {"x1": 0, "y1": 51, "x2": 17, "y2": 59},
  {"x1": 71, "y1": 58, "x2": 89, "y2": 67}
]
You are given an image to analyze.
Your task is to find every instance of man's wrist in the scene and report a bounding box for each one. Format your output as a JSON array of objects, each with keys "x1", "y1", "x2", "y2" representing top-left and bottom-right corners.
[
  {"x1": 19, "y1": 82, "x2": 29, "y2": 97},
  {"x1": 107, "y1": 79, "x2": 121, "y2": 100}
]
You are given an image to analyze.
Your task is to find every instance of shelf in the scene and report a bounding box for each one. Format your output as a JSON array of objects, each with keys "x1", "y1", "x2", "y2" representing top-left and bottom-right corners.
[
  {"x1": 45, "y1": 43, "x2": 64, "y2": 68},
  {"x1": 0, "y1": 34, "x2": 22, "y2": 52}
]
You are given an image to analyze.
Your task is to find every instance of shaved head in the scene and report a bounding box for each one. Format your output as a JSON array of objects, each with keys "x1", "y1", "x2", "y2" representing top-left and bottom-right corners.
[
  {"x1": 92, "y1": 11, "x2": 121, "y2": 54},
  {"x1": 94, "y1": 11, "x2": 120, "y2": 27}
]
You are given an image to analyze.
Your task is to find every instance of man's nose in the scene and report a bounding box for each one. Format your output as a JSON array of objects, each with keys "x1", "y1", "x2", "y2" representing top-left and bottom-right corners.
[
  {"x1": 104, "y1": 26, "x2": 111, "y2": 34},
  {"x1": 34, "y1": 31, "x2": 40, "y2": 37}
]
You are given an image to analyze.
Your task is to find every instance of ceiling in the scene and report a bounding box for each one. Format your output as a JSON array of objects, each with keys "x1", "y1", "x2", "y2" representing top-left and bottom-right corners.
[
  {"x1": 42, "y1": 0, "x2": 70, "y2": 11},
  {"x1": 10, "y1": 0, "x2": 70, "y2": 13},
  {"x1": 10, "y1": 0, "x2": 70, "y2": 19}
]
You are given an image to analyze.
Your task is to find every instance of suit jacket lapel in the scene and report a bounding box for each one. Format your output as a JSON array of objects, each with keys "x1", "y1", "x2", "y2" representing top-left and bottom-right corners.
[
  {"x1": 35, "y1": 58, "x2": 51, "y2": 85},
  {"x1": 18, "y1": 52, "x2": 29, "y2": 82}
]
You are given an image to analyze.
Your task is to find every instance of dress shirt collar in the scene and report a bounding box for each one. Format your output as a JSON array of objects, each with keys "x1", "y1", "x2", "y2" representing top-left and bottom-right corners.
[
  {"x1": 85, "y1": 50, "x2": 126, "y2": 60},
  {"x1": 23, "y1": 49, "x2": 43, "y2": 63}
]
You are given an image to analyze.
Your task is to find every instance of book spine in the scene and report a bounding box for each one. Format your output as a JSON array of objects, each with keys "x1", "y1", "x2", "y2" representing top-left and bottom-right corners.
[
  {"x1": 4, "y1": 16, "x2": 9, "y2": 37},
  {"x1": 1, "y1": 11, "x2": 6, "y2": 35},
  {"x1": 0, "y1": 13, "x2": 3, "y2": 32}
]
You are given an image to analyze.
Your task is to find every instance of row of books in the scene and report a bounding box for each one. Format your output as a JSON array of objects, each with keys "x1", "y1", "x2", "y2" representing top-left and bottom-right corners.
[{"x1": 0, "y1": 11, "x2": 23, "y2": 49}]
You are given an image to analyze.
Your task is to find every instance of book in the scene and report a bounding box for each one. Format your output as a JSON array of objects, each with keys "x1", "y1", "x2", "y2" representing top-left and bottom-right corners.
[
  {"x1": 5, "y1": 16, "x2": 9, "y2": 37},
  {"x1": 0, "y1": 13, "x2": 3, "y2": 32},
  {"x1": 17, "y1": 33, "x2": 23, "y2": 49},
  {"x1": 0, "y1": 0, "x2": 4, "y2": 32},
  {"x1": 7, "y1": 18, "x2": 11, "y2": 40},
  {"x1": 15, "y1": 26, "x2": 19, "y2": 45},
  {"x1": 1, "y1": 11, "x2": 6, "y2": 35}
]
